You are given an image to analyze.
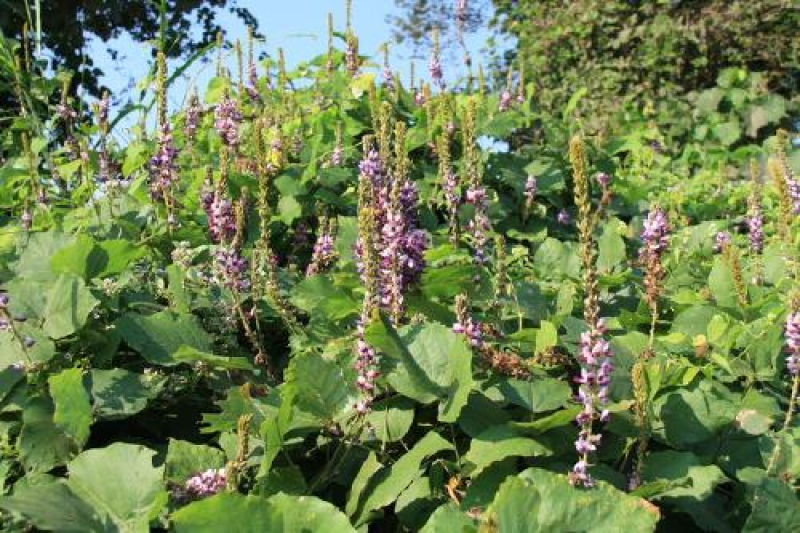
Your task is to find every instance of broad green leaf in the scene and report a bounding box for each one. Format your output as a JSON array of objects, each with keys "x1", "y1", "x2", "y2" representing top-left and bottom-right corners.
[
  {"x1": 18, "y1": 397, "x2": 74, "y2": 473},
  {"x1": 655, "y1": 381, "x2": 737, "y2": 448},
  {"x1": 483, "y1": 469, "x2": 659, "y2": 532},
  {"x1": 350, "y1": 431, "x2": 453, "y2": 526},
  {"x1": 48, "y1": 368, "x2": 92, "y2": 448},
  {"x1": 67, "y1": 443, "x2": 166, "y2": 533},
  {"x1": 464, "y1": 425, "x2": 552, "y2": 477},
  {"x1": 366, "y1": 319, "x2": 473, "y2": 422},
  {"x1": 90, "y1": 369, "x2": 165, "y2": 420},
  {"x1": 97, "y1": 240, "x2": 145, "y2": 276},
  {"x1": 742, "y1": 477, "x2": 800, "y2": 532},
  {"x1": 0, "y1": 324, "x2": 55, "y2": 367},
  {"x1": 643, "y1": 451, "x2": 727, "y2": 500},
  {"x1": 173, "y1": 345, "x2": 254, "y2": 370},
  {"x1": 285, "y1": 351, "x2": 356, "y2": 422},
  {"x1": 535, "y1": 321, "x2": 558, "y2": 353},
  {"x1": 0, "y1": 480, "x2": 105, "y2": 533},
  {"x1": 597, "y1": 220, "x2": 627, "y2": 272},
  {"x1": 495, "y1": 378, "x2": 571, "y2": 413},
  {"x1": 42, "y1": 274, "x2": 99, "y2": 339},
  {"x1": 50, "y1": 234, "x2": 105, "y2": 280},
  {"x1": 421, "y1": 503, "x2": 477, "y2": 533},
  {"x1": 708, "y1": 257, "x2": 740, "y2": 308},
  {"x1": 165, "y1": 439, "x2": 226, "y2": 484},
  {"x1": 361, "y1": 396, "x2": 415, "y2": 443},
  {"x1": 115, "y1": 310, "x2": 212, "y2": 365},
  {"x1": 172, "y1": 492, "x2": 357, "y2": 533},
  {"x1": 290, "y1": 275, "x2": 359, "y2": 321},
  {"x1": 12, "y1": 231, "x2": 73, "y2": 281},
  {"x1": 172, "y1": 493, "x2": 273, "y2": 532},
  {"x1": 277, "y1": 196, "x2": 302, "y2": 225}
]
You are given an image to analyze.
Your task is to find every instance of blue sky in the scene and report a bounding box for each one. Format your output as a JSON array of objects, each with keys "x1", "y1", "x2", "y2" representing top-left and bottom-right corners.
[{"x1": 88, "y1": 0, "x2": 496, "y2": 132}]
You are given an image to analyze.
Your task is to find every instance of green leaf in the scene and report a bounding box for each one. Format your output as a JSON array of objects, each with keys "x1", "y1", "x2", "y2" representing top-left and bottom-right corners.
[
  {"x1": 350, "y1": 431, "x2": 454, "y2": 526},
  {"x1": 712, "y1": 120, "x2": 741, "y2": 146},
  {"x1": 67, "y1": 443, "x2": 166, "y2": 533},
  {"x1": 97, "y1": 240, "x2": 145, "y2": 276},
  {"x1": 0, "y1": 480, "x2": 106, "y2": 533},
  {"x1": 115, "y1": 310, "x2": 212, "y2": 365},
  {"x1": 655, "y1": 381, "x2": 737, "y2": 448},
  {"x1": 495, "y1": 377, "x2": 571, "y2": 413},
  {"x1": 535, "y1": 321, "x2": 558, "y2": 353},
  {"x1": 12, "y1": 231, "x2": 74, "y2": 281},
  {"x1": 18, "y1": 397, "x2": 75, "y2": 473},
  {"x1": 42, "y1": 274, "x2": 99, "y2": 339},
  {"x1": 743, "y1": 477, "x2": 800, "y2": 532},
  {"x1": 484, "y1": 469, "x2": 659, "y2": 532},
  {"x1": 50, "y1": 234, "x2": 105, "y2": 280},
  {"x1": 277, "y1": 196, "x2": 302, "y2": 225},
  {"x1": 48, "y1": 368, "x2": 92, "y2": 448},
  {"x1": 285, "y1": 351, "x2": 356, "y2": 422},
  {"x1": 708, "y1": 257, "x2": 740, "y2": 308},
  {"x1": 172, "y1": 492, "x2": 357, "y2": 533},
  {"x1": 464, "y1": 425, "x2": 552, "y2": 477},
  {"x1": 290, "y1": 275, "x2": 359, "y2": 322},
  {"x1": 90, "y1": 369, "x2": 164, "y2": 421},
  {"x1": 173, "y1": 345, "x2": 254, "y2": 370},
  {"x1": 597, "y1": 220, "x2": 627, "y2": 272},
  {"x1": 420, "y1": 503, "x2": 477, "y2": 533},
  {"x1": 204, "y1": 76, "x2": 231, "y2": 104},
  {"x1": 361, "y1": 396, "x2": 415, "y2": 443},
  {"x1": 366, "y1": 319, "x2": 473, "y2": 422},
  {"x1": 643, "y1": 451, "x2": 727, "y2": 500},
  {"x1": 421, "y1": 264, "x2": 475, "y2": 300},
  {"x1": 165, "y1": 439, "x2": 226, "y2": 484}
]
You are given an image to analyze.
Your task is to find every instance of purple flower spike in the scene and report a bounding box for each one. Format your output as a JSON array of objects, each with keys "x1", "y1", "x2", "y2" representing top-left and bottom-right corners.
[
  {"x1": 714, "y1": 231, "x2": 731, "y2": 253},
  {"x1": 786, "y1": 311, "x2": 800, "y2": 376},
  {"x1": 214, "y1": 96, "x2": 242, "y2": 147},
  {"x1": 639, "y1": 207, "x2": 670, "y2": 259},
  {"x1": 748, "y1": 211, "x2": 764, "y2": 253},
  {"x1": 184, "y1": 469, "x2": 226, "y2": 499},
  {"x1": 498, "y1": 89, "x2": 512, "y2": 112},
  {"x1": 557, "y1": 209, "x2": 571, "y2": 226}
]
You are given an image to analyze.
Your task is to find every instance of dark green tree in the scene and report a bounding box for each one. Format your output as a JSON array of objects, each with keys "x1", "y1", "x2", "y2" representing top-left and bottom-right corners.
[{"x1": 0, "y1": 0, "x2": 259, "y2": 97}]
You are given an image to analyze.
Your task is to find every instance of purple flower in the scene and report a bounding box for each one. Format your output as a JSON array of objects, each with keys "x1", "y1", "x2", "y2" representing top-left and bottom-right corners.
[
  {"x1": 714, "y1": 231, "x2": 731, "y2": 253},
  {"x1": 214, "y1": 96, "x2": 242, "y2": 147},
  {"x1": 498, "y1": 90, "x2": 513, "y2": 112},
  {"x1": 414, "y1": 89, "x2": 426, "y2": 106},
  {"x1": 748, "y1": 210, "x2": 764, "y2": 253},
  {"x1": 203, "y1": 189, "x2": 236, "y2": 244},
  {"x1": 639, "y1": 207, "x2": 670, "y2": 260},
  {"x1": 0, "y1": 294, "x2": 8, "y2": 308},
  {"x1": 595, "y1": 172, "x2": 611, "y2": 189},
  {"x1": 185, "y1": 97, "x2": 202, "y2": 141},
  {"x1": 354, "y1": 319, "x2": 380, "y2": 414},
  {"x1": 215, "y1": 247, "x2": 250, "y2": 291},
  {"x1": 786, "y1": 311, "x2": 800, "y2": 376},
  {"x1": 788, "y1": 174, "x2": 800, "y2": 215},
  {"x1": 571, "y1": 319, "x2": 613, "y2": 487},
  {"x1": 569, "y1": 459, "x2": 594, "y2": 488},
  {"x1": 148, "y1": 122, "x2": 179, "y2": 200},
  {"x1": 306, "y1": 232, "x2": 336, "y2": 276},
  {"x1": 184, "y1": 469, "x2": 226, "y2": 499},
  {"x1": 330, "y1": 145, "x2": 344, "y2": 167},
  {"x1": 557, "y1": 209, "x2": 571, "y2": 225},
  {"x1": 428, "y1": 54, "x2": 443, "y2": 89},
  {"x1": 382, "y1": 67, "x2": 395, "y2": 91},
  {"x1": 466, "y1": 185, "x2": 490, "y2": 265},
  {"x1": 21, "y1": 210, "x2": 32, "y2": 230},
  {"x1": 56, "y1": 104, "x2": 77, "y2": 121}
]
